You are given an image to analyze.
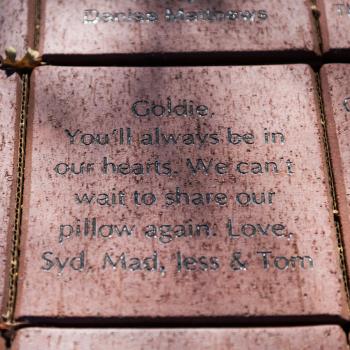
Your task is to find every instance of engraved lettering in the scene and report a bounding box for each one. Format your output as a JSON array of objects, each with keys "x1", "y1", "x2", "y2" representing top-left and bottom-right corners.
[
  {"x1": 84, "y1": 9, "x2": 159, "y2": 23},
  {"x1": 144, "y1": 222, "x2": 212, "y2": 244},
  {"x1": 58, "y1": 218, "x2": 135, "y2": 243},
  {"x1": 83, "y1": 8, "x2": 268, "y2": 24},
  {"x1": 41, "y1": 251, "x2": 86, "y2": 272},
  {"x1": 334, "y1": 3, "x2": 350, "y2": 15},
  {"x1": 344, "y1": 97, "x2": 350, "y2": 111},
  {"x1": 230, "y1": 252, "x2": 248, "y2": 270},
  {"x1": 83, "y1": 9, "x2": 99, "y2": 24},
  {"x1": 176, "y1": 251, "x2": 220, "y2": 271},
  {"x1": 165, "y1": 8, "x2": 268, "y2": 22},
  {"x1": 227, "y1": 219, "x2": 291, "y2": 239},
  {"x1": 257, "y1": 251, "x2": 314, "y2": 270},
  {"x1": 102, "y1": 251, "x2": 160, "y2": 272},
  {"x1": 131, "y1": 97, "x2": 212, "y2": 118}
]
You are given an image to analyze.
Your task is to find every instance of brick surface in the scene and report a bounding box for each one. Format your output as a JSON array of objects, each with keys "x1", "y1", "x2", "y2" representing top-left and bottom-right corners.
[
  {"x1": 0, "y1": 72, "x2": 19, "y2": 315},
  {"x1": 12, "y1": 327, "x2": 349, "y2": 350},
  {"x1": 318, "y1": 1, "x2": 350, "y2": 53},
  {"x1": 15, "y1": 65, "x2": 348, "y2": 320},
  {"x1": 38, "y1": 0, "x2": 319, "y2": 56},
  {"x1": 0, "y1": 0, "x2": 30, "y2": 58},
  {"x1": 321, "y1": 64, "x2": 350, "y2": 281}
]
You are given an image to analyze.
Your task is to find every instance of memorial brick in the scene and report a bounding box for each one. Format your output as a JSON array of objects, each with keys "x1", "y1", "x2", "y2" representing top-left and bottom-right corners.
[
  {"x1": 12, "y1": 326, "x2": 349, "y2": 350},
  {"x1": 14, "y1": 65, "x2": 348, "y2": 320},
  {"x1": 37, "y1": 0, "x2": 319, "y2": 59},
  {"x1": 321, "y1": 64, "x2": 350, "y2": 280},
  {"x1": 318, "y1": 1, "x2": 350, "y2": 54}
]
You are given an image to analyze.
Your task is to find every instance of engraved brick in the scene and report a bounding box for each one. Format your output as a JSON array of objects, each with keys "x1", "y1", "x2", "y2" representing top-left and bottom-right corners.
[
  {"x1": 38, "y1": 0, "x2": 319, "y2": 58},
  {"x1": 318, "y1": 0, "x2": 350, "y2": 53},
  {"x1": 12, "y1": 326, "x2": 349, "y2": 350},
  {"x1": 0, "y1": 0, "x2": 30, "y2": 57},
  {"x1": 0, "y1": 73, "x2": 20, "y2": 314},
  {"x1": 15, "y1": 65, "x2": 348, "y2": 320},
  {"x1": 321, "y1": 64, "x2": 350, "y2": 280}
]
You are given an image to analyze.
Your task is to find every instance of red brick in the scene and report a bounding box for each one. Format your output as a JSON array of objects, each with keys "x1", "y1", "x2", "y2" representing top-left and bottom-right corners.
[
  {"x1": 38, "y1": 0, "x2": 319, "y2": 57},
  {"x1": 318, "y1": 1, "x2": 350, "y2": 53},
  {"x1": 0, "y1": 0, "x2": 31, "y2": 57},
  {"x1": 12, "y1": 326, "x2": 349, "y2": 350},
  {"x1": 0, "y1": 73, "x2": 20, "y2": 315},
  {"x1": 15, "y1": 65, "x2": 348, "y2": 320},
  {"x1": 321, "y1": 64, "x2": 350, "y2": 281}
]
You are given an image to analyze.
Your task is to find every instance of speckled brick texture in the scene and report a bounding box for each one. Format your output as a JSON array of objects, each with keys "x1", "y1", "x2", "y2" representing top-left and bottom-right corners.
[
  {"x1": 12, "y1": 326, "x2": 349, "y2": 350},
  {"x1": 0, "y1": 0, "x2": 30, "y2": 58},
  {"x1": 0, "y1": 73, "x2": 19, "y2": 314},
  {"x1": 15, "y1": 65, "x2": 348, "y2": 320},
  {"x1": 38, "y1": 0, "x2": 319, "y2": 56},
  {"x1": 321, "y1": 64, "x2": 350, "y2": 282},
  {"x1": 318, "y1": 1, "x2": 350, "y2": 53}
]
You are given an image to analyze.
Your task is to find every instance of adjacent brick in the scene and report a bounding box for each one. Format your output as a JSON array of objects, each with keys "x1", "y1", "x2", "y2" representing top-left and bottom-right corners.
[
  {"x1": 0, "y1": 72, "x2": 20, "y2": 314},
  {"x1": 12, "y1": 326, "x2": 349, "y2": 350},
  {"x1": 0, "y1": 0, "x2": 31, "y2": 57},
  {"x1": 318, "y1": 1, "x2": 350, "y2": 53},
  {"x1": 15, "y1": 65, "x2": 348, "y2": 320},
  {"x1": 321, "y1": 64, "x2": 350, "y2": 280},
  {"x1": 38, "y1": 0, "x2": 319, "y2": 57}
]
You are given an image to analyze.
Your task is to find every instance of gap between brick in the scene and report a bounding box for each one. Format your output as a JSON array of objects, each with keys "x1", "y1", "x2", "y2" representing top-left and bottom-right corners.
[
  {"x1": 0, "y1": 0, "x2": 41, "y2": 340},
  {"x1": 1, "y1": 72, "x2": 30, "y2": 343}
]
